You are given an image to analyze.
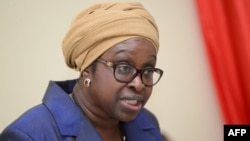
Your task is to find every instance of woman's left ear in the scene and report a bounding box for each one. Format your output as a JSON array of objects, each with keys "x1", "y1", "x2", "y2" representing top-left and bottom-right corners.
[
  {"x1": 81, "y1": 65, "x2": 94, "y2": 77},
  {"x1": 81, "y1": 68, "x2": 90, "y2": 76}
]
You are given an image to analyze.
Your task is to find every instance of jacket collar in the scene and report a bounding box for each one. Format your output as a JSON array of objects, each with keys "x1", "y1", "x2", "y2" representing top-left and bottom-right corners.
[{"x1": 42, "y1": 80, "x2": 82, "y2": 136}]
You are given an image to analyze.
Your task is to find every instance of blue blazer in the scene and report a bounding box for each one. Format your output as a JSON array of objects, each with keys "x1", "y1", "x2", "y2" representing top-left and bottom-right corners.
[{"x1": 0, "y1": 80, "x2": 163, "y2": 141}]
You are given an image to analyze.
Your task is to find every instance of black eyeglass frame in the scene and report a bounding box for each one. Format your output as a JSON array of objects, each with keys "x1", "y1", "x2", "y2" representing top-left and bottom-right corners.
[{"x1": 96, "y1": 58, "x2": 163, "y2": 86}]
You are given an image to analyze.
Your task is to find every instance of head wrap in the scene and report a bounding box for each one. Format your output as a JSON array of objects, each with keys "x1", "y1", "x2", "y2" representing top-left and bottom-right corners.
[{"x1": 62, "y1": 2, "x2": 159, "y2": 71}]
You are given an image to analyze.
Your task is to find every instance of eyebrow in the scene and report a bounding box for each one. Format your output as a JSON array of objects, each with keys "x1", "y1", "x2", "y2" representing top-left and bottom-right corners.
[
  {"x1": 114, "y1": 48, "x2": 156, "y2": 58},
  {"x1": 114, "y1": 49, "x2": 127, "y2": 55}
]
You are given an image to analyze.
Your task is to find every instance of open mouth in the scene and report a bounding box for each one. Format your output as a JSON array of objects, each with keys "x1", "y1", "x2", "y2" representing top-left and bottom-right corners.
[
  {"x1": 123, "y1": 99, "x2": 139, "y2": 106},
  {"x1": 120, "y1": 98, "x2": 143, "y2": 112}
]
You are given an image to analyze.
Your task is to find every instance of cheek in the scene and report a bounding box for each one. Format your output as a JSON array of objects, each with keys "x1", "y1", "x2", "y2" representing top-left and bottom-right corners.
[
  {"x1": 144, "y1": 88, "x2": 153, "y2": 102},
  {"x1": 94, "y1": 69, "x2": 116, "y2": 90},
  {"x1": 91, "y1": 69, "x2": 121, "y2": 102}
]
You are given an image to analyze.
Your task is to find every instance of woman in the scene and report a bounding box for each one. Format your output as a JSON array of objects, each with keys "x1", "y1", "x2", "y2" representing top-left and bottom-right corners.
[{"x1": 0, "y1": 2, "x2": 164, "y2": 141}]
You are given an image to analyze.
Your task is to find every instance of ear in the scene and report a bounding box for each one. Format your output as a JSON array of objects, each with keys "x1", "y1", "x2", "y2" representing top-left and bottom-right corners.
[{"x1": 81, "y1": 67, "x2": 91, "y2": 77}]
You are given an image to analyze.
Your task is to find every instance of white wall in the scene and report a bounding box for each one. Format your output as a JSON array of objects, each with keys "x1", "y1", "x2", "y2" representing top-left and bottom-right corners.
[{"x1": 0, "y1": 0, "x2": 223, "y2": 141}]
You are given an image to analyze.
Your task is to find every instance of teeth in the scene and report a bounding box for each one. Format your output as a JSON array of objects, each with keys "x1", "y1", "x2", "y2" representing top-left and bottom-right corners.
[{"x1": 124, "y1": 99, "x2": 138, "y2": 105}]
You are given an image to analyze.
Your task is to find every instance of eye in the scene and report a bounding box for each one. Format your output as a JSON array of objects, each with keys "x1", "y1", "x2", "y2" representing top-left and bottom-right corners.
[
  {"x1": 143, "y1": 69, "x2": 154, "y2": 78},
  {"x1": 116, "y1": 64, "x2": 133, "y2": 75}
]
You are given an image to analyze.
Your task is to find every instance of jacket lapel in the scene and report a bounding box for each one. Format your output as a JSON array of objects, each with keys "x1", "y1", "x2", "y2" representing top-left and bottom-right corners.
[{"x1": 123, "y1": 110, "x2": 161, "y2": 141}]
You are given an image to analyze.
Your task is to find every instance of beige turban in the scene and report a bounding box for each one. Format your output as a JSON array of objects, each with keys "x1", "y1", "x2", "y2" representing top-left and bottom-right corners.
[{"x1": 62, "y1": 2, "x2": 159, "y2": 72}]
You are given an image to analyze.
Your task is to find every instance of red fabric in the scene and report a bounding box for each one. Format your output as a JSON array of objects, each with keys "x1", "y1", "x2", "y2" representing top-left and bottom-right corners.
[{"x1": 195, "y1": 0, "x2": 250, "y2": 124}]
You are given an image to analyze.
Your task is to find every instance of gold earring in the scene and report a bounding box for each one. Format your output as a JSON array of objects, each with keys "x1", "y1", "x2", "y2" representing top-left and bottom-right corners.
[{"x1": 83, "y1": 78, "x2": 91, "y2": 87}]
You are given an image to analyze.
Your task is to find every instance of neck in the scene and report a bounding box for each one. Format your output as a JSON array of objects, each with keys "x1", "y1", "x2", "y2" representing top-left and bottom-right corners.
[{"x1": 73, "y1": 82, "x2": 124, "y2": 141}]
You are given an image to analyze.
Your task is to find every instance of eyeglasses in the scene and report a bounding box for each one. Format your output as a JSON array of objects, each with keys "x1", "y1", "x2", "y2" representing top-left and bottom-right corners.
[{"x1": 97, "y1": 58, "x2": 163, "y2": 86}]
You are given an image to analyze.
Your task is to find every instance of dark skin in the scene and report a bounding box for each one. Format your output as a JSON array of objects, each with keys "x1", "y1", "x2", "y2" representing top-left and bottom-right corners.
[{"x1": 73, "y1": 37, "x2": 157, "y2": 141}]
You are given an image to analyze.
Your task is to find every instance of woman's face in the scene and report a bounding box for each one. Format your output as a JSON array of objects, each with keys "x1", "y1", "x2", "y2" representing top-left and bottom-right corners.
[{"x1": 88, "y1": 37, "x2": 157, "y2": 122}]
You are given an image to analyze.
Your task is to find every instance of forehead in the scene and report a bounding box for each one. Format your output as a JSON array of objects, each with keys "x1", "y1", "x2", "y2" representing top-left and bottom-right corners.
[{"x1": 101, "y1": 37, "x2": 157, "y2": 58}]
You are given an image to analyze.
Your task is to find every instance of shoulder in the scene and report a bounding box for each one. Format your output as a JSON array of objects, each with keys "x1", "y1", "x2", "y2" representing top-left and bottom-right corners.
[
  {"x1": 0, "y1": 127, "x2": 33, "y2": 141},
  {"x1": 0, "y1": 104, "x2": 59, "y2": 140},
  {"x1": 8, "y1": 104, "x2": 55, "y2": 129}
]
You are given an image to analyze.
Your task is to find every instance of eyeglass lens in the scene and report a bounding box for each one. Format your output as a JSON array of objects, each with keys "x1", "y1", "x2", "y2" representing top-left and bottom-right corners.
[{"x1": 114, "y1": 64, "x2": 162, "y2": 86}]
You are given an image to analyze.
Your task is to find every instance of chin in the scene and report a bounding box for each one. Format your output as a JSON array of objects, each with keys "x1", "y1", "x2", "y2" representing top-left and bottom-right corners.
[{"x1": 118, "y1": 112, "x2": 139, "y2": 122}]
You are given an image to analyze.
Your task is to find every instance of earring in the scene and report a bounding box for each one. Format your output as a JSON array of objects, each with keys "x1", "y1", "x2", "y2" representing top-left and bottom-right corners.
[{"x1": 83, "y1": 78, "x2": 91, "y2": 87}]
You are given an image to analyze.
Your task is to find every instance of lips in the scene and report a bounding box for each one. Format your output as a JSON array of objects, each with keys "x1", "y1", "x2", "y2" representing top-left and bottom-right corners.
[
  {"x1": 120, "y1": 96, "x2": 143, "y2": 112},
  {"x1": 123, "y1": 99, "x2": 138, "y2": 105}
]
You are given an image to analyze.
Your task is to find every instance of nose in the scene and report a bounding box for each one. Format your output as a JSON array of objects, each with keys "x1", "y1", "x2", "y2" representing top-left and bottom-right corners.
[{"x1": 127, "y1": 75, "x2": 145, "y2": 92}]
